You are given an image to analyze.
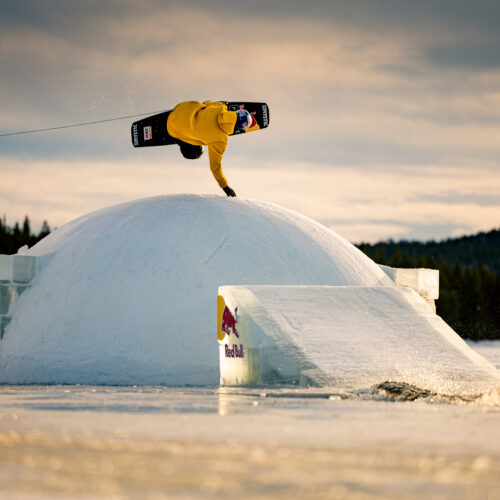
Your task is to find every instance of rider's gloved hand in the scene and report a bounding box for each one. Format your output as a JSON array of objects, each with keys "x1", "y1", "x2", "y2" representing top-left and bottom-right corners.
[{"x1": 223, "y1": 186, "x2": 236, "y2": 197}]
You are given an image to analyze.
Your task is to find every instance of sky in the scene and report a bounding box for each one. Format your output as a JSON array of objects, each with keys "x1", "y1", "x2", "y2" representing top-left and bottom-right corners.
[{"x1": 1, "y1": 0, "x2": 499, "y2": 243}]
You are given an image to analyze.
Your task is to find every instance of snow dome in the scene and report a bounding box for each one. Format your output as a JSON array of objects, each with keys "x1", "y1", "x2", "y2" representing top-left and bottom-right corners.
[{"x1": 0, "y1": 195, "x2": 393, "y2": 385}]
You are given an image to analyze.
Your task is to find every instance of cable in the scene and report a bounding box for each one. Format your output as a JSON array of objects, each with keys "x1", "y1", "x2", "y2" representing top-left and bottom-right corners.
[{"x1": 0, "y1": 110, "x2": 166, "y2": 138}]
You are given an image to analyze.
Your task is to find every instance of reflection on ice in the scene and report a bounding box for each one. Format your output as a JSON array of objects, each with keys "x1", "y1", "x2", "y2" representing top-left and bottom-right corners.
[{"x1": 1, "y1": 381, "x2": 500, "y2": 499}]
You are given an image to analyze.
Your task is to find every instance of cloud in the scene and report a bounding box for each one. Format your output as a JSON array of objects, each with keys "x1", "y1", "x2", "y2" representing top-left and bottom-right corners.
[
  {"x1": 3, "y1": 7, "x2": 499, "y2": 168},
  {"x1": 1, "y1": 0, "x2": 500, "y2": 242},
  {"x1": 2, "y1": 156, "x2": 499, "y2": 243},
  {"x1": 425, "y1": 43, "x2": 500, "y2": 70}
]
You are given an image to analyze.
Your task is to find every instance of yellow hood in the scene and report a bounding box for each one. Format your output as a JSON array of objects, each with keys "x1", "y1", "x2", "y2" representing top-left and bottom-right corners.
[{"x1": 217, "y1": 110, "x2": 237, "y2": 135}]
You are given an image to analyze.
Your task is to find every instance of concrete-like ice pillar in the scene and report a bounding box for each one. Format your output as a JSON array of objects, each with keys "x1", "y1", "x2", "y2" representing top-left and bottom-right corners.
[
  {"x1": 379, "y1": 265, "x2": 439, "y2": 312},
  {"x1": 0, "y1": 254, "x2": 36, "y2": 340},
  {"x1": 13, "y1": 255, "x2": 37, "y2": 283},
  {"x1": 0, "y1": 255, "x2": 12, "y2": 282}
]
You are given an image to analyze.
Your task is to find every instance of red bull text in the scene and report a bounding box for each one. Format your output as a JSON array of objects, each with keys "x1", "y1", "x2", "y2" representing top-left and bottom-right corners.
[{"x1": 225, "y1": 344, "x2": 244, "y2": 358}]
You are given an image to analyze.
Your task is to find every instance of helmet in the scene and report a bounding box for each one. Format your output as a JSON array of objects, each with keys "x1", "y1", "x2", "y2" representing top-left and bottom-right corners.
[
  {"x1": 178, "y1": 141, "x2": 203, "y2": 160},
  {"x1": 235, "y1": 109, "x2": 256, "y2": 131}
]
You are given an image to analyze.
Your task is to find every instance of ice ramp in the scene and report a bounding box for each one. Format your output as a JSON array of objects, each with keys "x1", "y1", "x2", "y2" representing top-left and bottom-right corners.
[{"x1": 217, "y1": 286, "x2": 500, "y2": 395}]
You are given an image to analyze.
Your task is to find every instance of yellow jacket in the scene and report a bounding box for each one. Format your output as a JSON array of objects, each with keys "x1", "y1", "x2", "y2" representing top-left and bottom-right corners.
[{"x1": 167, "y1": 101, "x2": 237, "y2": 188}]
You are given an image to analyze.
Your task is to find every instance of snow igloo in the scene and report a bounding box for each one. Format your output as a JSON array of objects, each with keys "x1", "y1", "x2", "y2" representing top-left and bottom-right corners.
[{"x1": 0, "y1": 195, "x2": 393, "y2": 385}]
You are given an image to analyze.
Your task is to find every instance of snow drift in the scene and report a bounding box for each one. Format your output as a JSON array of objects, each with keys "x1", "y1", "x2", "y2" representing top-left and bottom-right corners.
[{"x1": 0, "y1": 195, "x2": 393, "y2": 385}]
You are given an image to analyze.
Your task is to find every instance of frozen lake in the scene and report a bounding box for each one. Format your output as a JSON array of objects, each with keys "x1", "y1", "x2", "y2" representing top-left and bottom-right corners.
[{"x1": 0, "y1": 341, "x2": 499, "y2": 499}]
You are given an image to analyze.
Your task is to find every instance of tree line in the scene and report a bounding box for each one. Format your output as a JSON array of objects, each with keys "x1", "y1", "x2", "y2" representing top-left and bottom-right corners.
[
  {"x1": 1, "y1": 216, "x2": 499, "y2": 341},
  {"x1": 357, "y1": 229, "x2": 500, "y2": 341},
  {"x1": 0, "y1": 216, "x2": 51, "y2": 255}
]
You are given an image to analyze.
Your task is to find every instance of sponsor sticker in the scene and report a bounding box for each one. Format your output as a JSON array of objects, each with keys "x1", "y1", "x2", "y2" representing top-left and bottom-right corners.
[
  {"x1": 225, "y1": 344, "x2": 244, "y2": 358},
  {"x1": 218, "y1": 295, "x2": 240, "y2": 341},
  {"x1": 132, "y1": 124, "x2": 139, "y2": 146},
  {"x1": 143, "y1": 126, "x2": 153, "y2": 141},
  {"x1": 221, "y1": 305, "x2": 239, "y2": 338},
  {"x1": 262, "y1": 105, "x2": 269, "y2": 127}
]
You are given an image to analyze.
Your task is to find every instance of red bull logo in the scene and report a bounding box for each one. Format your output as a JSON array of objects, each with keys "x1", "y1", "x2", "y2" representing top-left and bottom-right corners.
[
  {"x1": 221, "y1": 306, "x2": 239, "y2": 338},
  {"x1": 217, "y1": 295, "x2": 245, "y2": 359}
]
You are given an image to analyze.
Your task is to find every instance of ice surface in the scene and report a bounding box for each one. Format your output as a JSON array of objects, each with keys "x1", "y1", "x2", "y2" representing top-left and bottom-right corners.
[
  {"x1": 1, "y1": 384, "x2": 500, "y2": 499},
  {"x1": 0, "y1": 195, "x2": 392, "y2": 385}
]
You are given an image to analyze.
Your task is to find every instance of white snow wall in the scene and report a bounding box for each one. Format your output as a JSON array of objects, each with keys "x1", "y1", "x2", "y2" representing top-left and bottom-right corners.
[
  {"x1": 217, "y1": 285, "x2": 500, "y2": 394},
  {"x1": 0, "y1": 195, "x2": 394, "y2": 385}
]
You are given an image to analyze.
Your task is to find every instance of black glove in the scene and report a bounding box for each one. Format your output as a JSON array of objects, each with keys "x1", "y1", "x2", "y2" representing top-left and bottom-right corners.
[{"x1": 223, "y1": 186, "x2": 236, "y2": 197}]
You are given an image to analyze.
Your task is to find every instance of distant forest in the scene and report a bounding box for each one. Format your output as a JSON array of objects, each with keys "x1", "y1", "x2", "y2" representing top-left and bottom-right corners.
[
  {"x1": 0, "y1": 216, "x2": 51, "y2": 255},
  {"x1": 1, "y1": 217, "x2": 499, "y2": 341},
  {"x1": 357, "y1": 229, "x2": 500, "y2": 341}
]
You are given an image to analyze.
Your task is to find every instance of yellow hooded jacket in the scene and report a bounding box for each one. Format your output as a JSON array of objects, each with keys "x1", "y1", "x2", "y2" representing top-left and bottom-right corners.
[{"x1": 167, "y1": 101, "x2": 237, "y2": 189}]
